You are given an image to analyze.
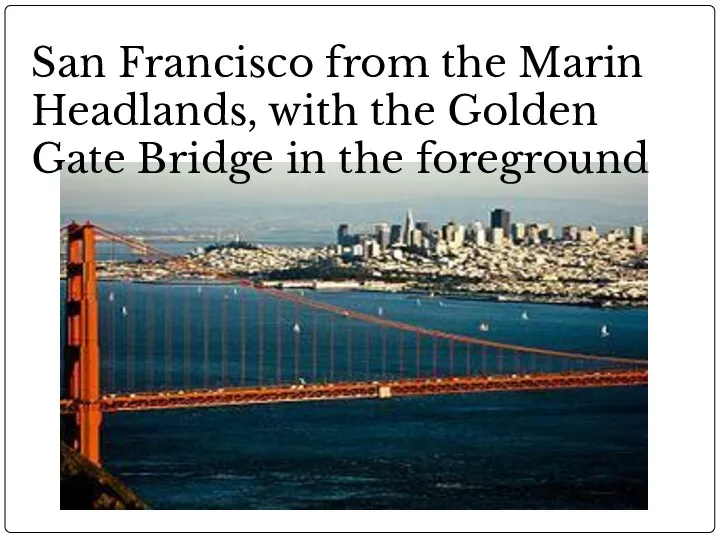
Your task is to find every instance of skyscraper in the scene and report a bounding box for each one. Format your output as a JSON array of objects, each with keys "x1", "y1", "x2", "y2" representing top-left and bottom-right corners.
[
  {"x1": 416, "y1": 221, "x2": 431, "y2": 239},
  {"x1": 511, "y1": 222, "x2": 526, "y2": 244},
  {"x1": 375, "y1": 222, "x2": 391, "y2": 248},
  {"x1": 630, "y1": 225, "x2": 643, "y2": 247},
  {"x1": 468, "y1": 221, "x2": 485, "y2": 246},
  {"x1": 337, "y1": 223, "x2": 350, "y2": 246},
  {"x1": 490, "y1": 227, "x2": 504, "y2": 246},
  {"x1": 390, "y1": 224, "x2": 402, "y2": 245},
  {"x1": 490, "y1": 209, "x2": 511, "y2": 238},
  {"x1": 403, "y1": 209, "x2": 415, "y2": 245}
]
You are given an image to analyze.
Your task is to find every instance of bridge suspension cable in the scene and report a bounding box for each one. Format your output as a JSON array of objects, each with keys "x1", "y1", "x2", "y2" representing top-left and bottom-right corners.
[{"x1": 61, "y1": 221, "x2": 648, "y2": 466}]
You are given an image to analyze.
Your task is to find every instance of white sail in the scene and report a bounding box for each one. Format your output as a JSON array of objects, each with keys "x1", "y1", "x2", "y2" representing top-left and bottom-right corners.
[
  {"x1": 121, "y1": 306, "x2": 128, "y2": 317},
  {"x1": 293, "y1": 323, "x2": 301, "y2": 333}
]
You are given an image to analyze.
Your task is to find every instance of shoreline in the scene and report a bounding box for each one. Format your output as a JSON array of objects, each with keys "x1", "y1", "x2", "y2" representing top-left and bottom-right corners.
[{"x1": 61, "y1": 277, "x2": 647, "y2": 309}]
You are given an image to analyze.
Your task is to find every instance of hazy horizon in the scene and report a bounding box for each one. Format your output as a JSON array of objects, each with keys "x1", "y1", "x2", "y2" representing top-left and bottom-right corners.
[{"x1": 61, "y1": 164, "x2": 647, "y2": 242}]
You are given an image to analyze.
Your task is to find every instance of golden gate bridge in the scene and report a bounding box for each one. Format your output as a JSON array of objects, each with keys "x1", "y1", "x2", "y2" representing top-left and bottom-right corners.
[{"x1": 60, "y1": 221, "x2": 648, "y2": 466}]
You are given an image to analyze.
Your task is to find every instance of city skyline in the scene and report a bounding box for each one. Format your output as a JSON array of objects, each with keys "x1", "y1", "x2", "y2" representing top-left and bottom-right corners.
[
  {"x1": 61, "y1": 165, "x2": 647, "y2": 239},
  {"x1": 336, "y1": 206, "x2": 645, "y2": 261}
]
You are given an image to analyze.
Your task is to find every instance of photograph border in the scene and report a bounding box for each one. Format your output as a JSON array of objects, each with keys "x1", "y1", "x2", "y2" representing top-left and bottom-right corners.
[{"x1": 3, "y1": 3, "x2": 714, "y2": 533}]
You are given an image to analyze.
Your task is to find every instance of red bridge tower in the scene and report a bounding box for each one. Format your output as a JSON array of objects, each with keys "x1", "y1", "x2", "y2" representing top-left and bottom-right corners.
[{"x1": 63, "y1": 221, "x2": 101, "y2": 465}]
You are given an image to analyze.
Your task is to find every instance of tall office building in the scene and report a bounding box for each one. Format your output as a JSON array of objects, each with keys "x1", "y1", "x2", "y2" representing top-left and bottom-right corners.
[
  {"x1": 539, "y1": 227, "x2": 555, "y2": 243},
  {"x1": 511, "y1": 222, "x2": 526, "y2": 244},
  {"x1": 409, "y1": 229, "x2": 423, "y2": 248},
  {"x1": 630, "y1": 225, "x2": 643, "y2": 247},
  {"x1": 490, "y1": 227, "x2": 505, "y2": 246},
  {"x1": 416, "y1": 221, "x2": 431, "y2": 239},
  {"x1": 441, "y1": 222, "x2": 456, "y2": 242},
  {"x1": 468, "y1": 221, "x2": 485, "y2": 246},
  {"x1": 390, "y1": 224, "x2": 402, "y2": 245},
  {"x1": 490, "y1": 209, "x2": 511, "y2": 238},
  {"x1": 375, "y1": 222, "x2": 391, "y2": 248},
  {"x1": 337, "y1": 223, "x2": 350, "y2": 246},
  {"x1": 403, "y1": 209, "x2": 415, "y2": 245}
]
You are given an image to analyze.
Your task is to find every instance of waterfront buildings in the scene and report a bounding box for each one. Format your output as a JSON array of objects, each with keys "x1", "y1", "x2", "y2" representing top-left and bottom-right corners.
[{"x1": 85, "y1": 207, "x2": 648, "y2": 307}]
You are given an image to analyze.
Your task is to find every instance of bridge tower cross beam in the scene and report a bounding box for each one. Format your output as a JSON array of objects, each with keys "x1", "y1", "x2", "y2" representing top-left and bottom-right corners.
[{"x1": 63, "y1": 221, "x2": 102, "y2": 465}]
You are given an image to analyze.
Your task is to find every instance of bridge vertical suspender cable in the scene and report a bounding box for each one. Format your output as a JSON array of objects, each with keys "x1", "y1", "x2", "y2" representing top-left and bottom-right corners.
[
  {"x1": 382, "y1": 327, "x2": 387, "y2": 379},
  {"x1": 276, "y1": 300, "x2": 283, "y2": 384},
  {"x1": 465, "y1": 343, "x2": 471, "y2": 377},
  {"x1": 294, "y1": 300, "x2": 300, "y2": 382},
  {"x1": 221, "y1": 295, "x2": 229, "y2": 387},
  {"x1": 164, "y1": 287, "x2": 173, "y2": 388},
  {"x1": 109, "y1": 287, "x2": 115, "y2": 392},
  {"x1": 329, "y1": 316, "x2": 335, "y2": 381},
  {"x1": 202, "y1": 290, "x2": 209, "y2": 388},
  {"x1": 365, "y1": 328, "x2": 370, "y2": 380},
  {"x1": 146, "y1": 293, "x2": 155, "y2": 391},
  {"x1": 312, "y1": 313, "x2": 318, "y2": 382},
  {"x1": 348, "y1": 320, "x2": 354, "y2": 381},
  {"x1": 416, "y1": 331, "x2": 421, "y2": 378},
  {"x1": 449, "y1": 339, "x2": 455, "y2": 377},
  {"x1": 126, "y1": 282, "x2": 134, "y2": 391},
  {"x1": 183, "y1": 287, "x2": 191, "y2": 389},
  {"x1": 257, "y1": 296, "x2": 264, "y2": 385},
  {"x1": 240, "y1": 291, "x2": 246, "y2": 386}
]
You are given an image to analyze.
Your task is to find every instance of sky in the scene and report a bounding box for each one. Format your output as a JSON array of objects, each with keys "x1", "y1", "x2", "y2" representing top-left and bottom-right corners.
[{"x1": 61, "y1": 163, "x2": 647, "y2": 242}]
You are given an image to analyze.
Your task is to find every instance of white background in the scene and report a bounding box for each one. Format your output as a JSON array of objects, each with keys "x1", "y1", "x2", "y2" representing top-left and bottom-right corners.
[{"x1": 2, "y1": 2, "x2": 715, "y2": 533}]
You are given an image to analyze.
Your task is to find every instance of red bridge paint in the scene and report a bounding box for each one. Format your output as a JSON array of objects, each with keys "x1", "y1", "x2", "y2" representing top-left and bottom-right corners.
[{"x1": 60, "y1": 222, "x2": 648, "y2": 465}]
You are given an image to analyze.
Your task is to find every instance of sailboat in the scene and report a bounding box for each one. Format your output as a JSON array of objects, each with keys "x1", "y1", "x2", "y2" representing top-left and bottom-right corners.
[
  {"x1": 108, "y1": 291, "x2": 115, "y2": 302},
  {"x1": 121, "y1": 306, "x2": 128, "y2": 317},
  {"x1": 600, "y1": 324, "x2": 610, "y2": 338},
  {"x1": 233, "y1": 288, "x2": 238, "y2": 296},
  {"x1": 293, "y1": 322, "x2": 301, "y2": 334},
  {"x1": 416, "y1": 298, "x2": 422, "y2": 307},
  {"x1": 521, "y1": 311, "x2": 529, "y2": 320},
  {"x1": 478, "y1": 322, "x2": 490, "y2": 332},
  {"x1": 438, "y1": 301, "x2": 445, "y2": 308},
  {"x1": 377, "y1": 306, "x2": 384, "y2": 316},
  {"x1": 197, "y1": 286, "x2": 203, "y2": 295}
]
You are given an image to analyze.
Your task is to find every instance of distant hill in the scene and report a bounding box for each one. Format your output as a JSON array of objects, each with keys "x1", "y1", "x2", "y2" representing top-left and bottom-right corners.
[
  {"x1": 60, "y1": 442, "x2": 147, "y2": 510},
  {"x1": 61, "y1": 196, "x2": 647, "y2": 246}
]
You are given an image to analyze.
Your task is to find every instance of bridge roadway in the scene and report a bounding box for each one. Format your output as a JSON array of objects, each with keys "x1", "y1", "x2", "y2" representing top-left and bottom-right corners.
[{"x1": 60, "y1": 369, "x2": 648, "y2": 414}]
